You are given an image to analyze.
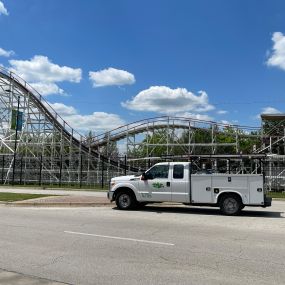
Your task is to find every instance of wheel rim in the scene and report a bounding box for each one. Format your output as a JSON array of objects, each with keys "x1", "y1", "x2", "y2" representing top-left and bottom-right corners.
[
  {"x1": 223, "y1": 197, "x2": 239, "y2": 214},
  {"x1": 119, "y1": 194, "x2": 131, "y2": 208}
]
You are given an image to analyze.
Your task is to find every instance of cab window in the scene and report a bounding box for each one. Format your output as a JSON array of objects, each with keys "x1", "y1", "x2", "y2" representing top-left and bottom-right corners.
[
  {"x1": 173, "y1": 165, "x2": 184, "y2": 179},
  {"x1": 146, "y1": 165, "x2": 169, "y2": 179}
]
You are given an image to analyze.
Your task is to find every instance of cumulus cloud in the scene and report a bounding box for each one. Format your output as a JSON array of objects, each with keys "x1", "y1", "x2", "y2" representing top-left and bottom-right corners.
[
  {"x1": 217, "y1": 110, "x2": 228, "y2": 115},
  {"x1": 267, "y1": 32, "x2": 285, "y2": 70},
  {"x1": 44, "y1": 102, "x2": 77, "y2": 116},
  {"x1": 89, "y1": 67, "x2": 135, "y2": 87},
  {"x1": 176, "y1": 112, "x2": 214, "y2": 121},
  {"x1": 47, "y1": 102, "x2": 125, "y2": 133},
  {"x1": 220, "y1": 120, "x2": 232, "y2": 125},
  {"x1": 255, "y1": 106, "x2": 281, "y2": 120},
  {"x1": 0, "y1": 1, "x2": 8, "y2": 16},
  {"x1": 0, "y1": 47, "x2": 14, "y2": 57},
  {"x1": 9, "y1": 55, "x2": 82, "y2": 96},
  {"x1": 122, "y1": 86, "x2": 214, "y2": 114},
  {"x1": 30, "y1": 82, "x2": 65, "y2": 96},
  {"x1": 9, "y1": 55, "x2": 82, "y2": 83},
  {"x1": 261, "y1": 106, "x2": 281, "y2": 114}
]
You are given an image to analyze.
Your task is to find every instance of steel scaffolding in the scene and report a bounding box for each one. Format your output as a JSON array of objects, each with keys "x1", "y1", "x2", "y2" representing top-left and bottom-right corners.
[{"x1": 0, "y1": 67, "x2": 134, "y2": 186}]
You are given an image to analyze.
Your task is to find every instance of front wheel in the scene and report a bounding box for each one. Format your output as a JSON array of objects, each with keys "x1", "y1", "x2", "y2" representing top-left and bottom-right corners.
[
  {"x1": 116, "y1": 191, "x2": 136, "y2": 210},
  {"x1": 220, "y1": 195, "x2": 242, "y2": 216}
]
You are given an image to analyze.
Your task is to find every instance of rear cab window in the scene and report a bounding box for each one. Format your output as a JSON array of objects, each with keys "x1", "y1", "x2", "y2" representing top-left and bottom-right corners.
[{"x1": 173, "y1": 164, "x2": 184, "y2": 179}]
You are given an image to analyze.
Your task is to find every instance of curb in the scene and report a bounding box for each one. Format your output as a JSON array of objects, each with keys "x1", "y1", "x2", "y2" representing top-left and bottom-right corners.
[{"x1": 0, "y1": 202, "x2": 113, "y2": 207}]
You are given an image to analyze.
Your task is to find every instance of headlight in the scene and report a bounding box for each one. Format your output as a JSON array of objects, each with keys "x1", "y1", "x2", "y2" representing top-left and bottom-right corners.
[{"x1": 110, "y1": 181, "x2": 116, "y2": 187}]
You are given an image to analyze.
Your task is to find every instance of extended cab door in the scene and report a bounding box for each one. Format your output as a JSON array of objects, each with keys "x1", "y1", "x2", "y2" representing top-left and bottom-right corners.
[
  {"x1": 171, "y1": 164, "x2": 188, "y2": 203},
  {"x1": 138, "y1": 164, "x2": 171, "y2": 202}
]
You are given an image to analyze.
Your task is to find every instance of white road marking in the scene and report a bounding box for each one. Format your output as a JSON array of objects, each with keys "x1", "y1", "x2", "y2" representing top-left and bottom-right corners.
[{"x1": 64, "y1": 230, "x2": 175, "y2": 246}]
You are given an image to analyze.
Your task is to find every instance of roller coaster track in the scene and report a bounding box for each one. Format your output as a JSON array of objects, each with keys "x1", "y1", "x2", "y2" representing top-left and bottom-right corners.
[
  {"x1": 0, "y1": 67, "x2": 137, "y2": 185},
  {"x1": 89, "y1": 116, "x2": 261, "y2": 159},
  {"x1": 91, "y1": 116, "x2": 260, "y2": 146}
]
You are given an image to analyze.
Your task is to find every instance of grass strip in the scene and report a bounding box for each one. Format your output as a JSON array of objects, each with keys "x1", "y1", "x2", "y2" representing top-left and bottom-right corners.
[
  {"x1": 0, "y1": 184, "x2": 108, "y2": 191},
  {"x1": 267, "y1": 192, "x2": 285, "y2": 199},
  {"x1": 0, "y1": 192, "x2": 54, "y2": 202}
]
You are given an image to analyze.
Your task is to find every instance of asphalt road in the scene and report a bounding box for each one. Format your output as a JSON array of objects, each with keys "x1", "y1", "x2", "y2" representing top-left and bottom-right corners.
[{"x1": 0, "y1": 202, "x2": 284, "y2": 285}]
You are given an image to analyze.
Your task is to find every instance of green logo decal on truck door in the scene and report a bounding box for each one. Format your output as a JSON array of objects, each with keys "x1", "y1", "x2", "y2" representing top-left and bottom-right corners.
[{"x1": 152, "y1": 182, "x2": 164, "y2": 189}]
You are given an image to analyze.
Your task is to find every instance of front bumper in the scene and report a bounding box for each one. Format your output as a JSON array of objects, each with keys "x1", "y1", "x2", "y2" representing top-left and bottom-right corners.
[{"x1": 107, "y1": 191, "x2": 114, "y2": 202}]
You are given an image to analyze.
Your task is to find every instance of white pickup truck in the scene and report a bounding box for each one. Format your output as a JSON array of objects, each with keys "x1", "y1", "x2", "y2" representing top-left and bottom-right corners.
[{"x1": 107, "y1": 162, "x2": 272, "y2": 215}]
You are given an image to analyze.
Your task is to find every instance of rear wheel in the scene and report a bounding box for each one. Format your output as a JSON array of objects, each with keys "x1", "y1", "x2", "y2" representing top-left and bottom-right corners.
[
  {"x1": 220, "y1": 194, "x2": 242, "y2": 216},
  {"x1": 116, "y1": 191, "x2": 136, "y2": 210}
]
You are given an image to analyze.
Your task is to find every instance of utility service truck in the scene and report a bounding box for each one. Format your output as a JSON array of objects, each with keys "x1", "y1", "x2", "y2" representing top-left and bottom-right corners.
[{"x1": 107, "y1": 162, "x2": 272, "y2": 215}]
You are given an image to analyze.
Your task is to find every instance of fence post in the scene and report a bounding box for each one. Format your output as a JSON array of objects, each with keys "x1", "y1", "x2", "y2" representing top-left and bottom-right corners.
[
  {"x1": 79, "y1": 154, "x2": 83, "y2": 188},
  {"x1": 20, "y1": 156, "x2": 23, "y2": 184},
  {"x1": 59, "y1": 154, "x2": 63, "y2": 187},
  {"x1": 39, "y1": 155, "x2": 43, "y2": 186},
  {"x1": 1, "y1": 156, "x2": 4, "y2": 184},
  {"x1": 12, "y1": 96, "x2": 21, "y2": 185},
  {"x1": 101, "y1": 160, "x2": 104, "y2": 189}
]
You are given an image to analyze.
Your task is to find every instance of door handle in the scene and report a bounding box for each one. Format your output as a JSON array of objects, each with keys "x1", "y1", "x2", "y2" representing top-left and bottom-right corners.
[
  {"x1": 166, "y1": 182, "x2": 170, "y2": 187},
  {"x1": 206, "y1": 187, "x2": 211, "y2": 191}
]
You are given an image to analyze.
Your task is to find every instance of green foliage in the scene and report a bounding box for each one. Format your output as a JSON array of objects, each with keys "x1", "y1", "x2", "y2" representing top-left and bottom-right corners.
[{"x1": 128, "y1": 126, "x2": 263, "y2": 158}]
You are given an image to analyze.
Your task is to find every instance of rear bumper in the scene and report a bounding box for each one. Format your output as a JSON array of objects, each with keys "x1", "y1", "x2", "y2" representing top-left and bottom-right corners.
[{"x1": 263, "y1": 195, "x2": 272, "y2": 207}]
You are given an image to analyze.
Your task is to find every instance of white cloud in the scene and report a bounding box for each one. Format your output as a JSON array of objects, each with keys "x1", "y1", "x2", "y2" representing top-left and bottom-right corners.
[
  {"x1": 47, "y1": 102, "x2": 125, "y2": 133},
  {"x1": 122, "y1": 86, "x2": 214, "y2": 114},
  {"x1": 30, "y1": 82, "x2": 65, "y2": 96},
  {"x1": 44, "y1": 102, "x2": 77, "y2": 116},
  {"x1": 9, "y1": 55, "x2": 82, "y2": 83},
  {"x1": 0, "y1": 1, "x2": 8, "y2": 16},
  {"x1": 89, "y1": 67, "x2": 135, "y2": 87},
  {"x1": 0, "y1": 47, "x2": 14, "y2": 57},
  {"x1": 176, "y1": 112, "x2": 214, "y2": 121},
  {"x1": 217, "y1": 110, "x2": 228, "y2": 115},
  {"x1": 261, "y1": 106, "x2": 281, "y2": 114},
  {"x1": 220, "y1": 120, "x2": 231, "y2": 125},
  {"x1": 254, "y1": 106, "x2": 281, "y2": 120},
  {"x1": 9, "y1": 55, "x2": 82, "y2": 96},
  {"x1": 267, "y1": 32, "x2": 285, "y2": 70}
]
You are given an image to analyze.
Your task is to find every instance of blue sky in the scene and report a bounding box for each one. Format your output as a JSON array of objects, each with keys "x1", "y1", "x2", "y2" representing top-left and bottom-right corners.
[{"x1": 1, "y1": 0, "x2": 285, "y2": 134}]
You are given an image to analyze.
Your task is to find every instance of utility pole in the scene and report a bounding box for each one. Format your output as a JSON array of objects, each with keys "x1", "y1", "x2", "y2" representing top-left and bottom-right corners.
[{"x1": 12, "y1": 96, "x2": 20, "y2": 185}]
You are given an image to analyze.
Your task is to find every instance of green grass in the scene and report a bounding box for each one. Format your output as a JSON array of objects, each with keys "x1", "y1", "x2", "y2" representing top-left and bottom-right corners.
[
  {"x1": 0, "y1": 192, "x2": 54, "y2": 202},
  {"x1": 0, "y1": 184, "x2": 109, "y2": 191},
  {"x1": 267, "y1": 192, "x2": 285, "y2": 199}
]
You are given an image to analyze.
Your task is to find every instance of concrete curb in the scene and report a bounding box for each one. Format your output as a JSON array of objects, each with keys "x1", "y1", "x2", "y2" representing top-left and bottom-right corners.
[
  {"x1": 0, "y1": 200, "x2": 113, "y2": 207},
  {"x1": 10, "y1": 202, "x2": 113, "y2": 207}
]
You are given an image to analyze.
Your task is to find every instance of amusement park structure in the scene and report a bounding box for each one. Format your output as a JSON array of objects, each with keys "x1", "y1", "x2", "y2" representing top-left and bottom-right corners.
[{"x1": 0, "y1": 66, "x2": 285, "y2": 192}]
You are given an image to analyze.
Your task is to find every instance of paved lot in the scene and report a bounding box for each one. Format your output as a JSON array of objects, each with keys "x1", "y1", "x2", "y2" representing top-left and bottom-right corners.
[{"x1": 0, "y1": 202, "x2": 284, "y2": 285}]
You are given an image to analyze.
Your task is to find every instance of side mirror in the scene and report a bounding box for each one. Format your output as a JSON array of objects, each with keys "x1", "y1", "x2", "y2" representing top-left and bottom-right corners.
[{"x1": 141, "y1": 172, "x2": 147, "y2": 180}]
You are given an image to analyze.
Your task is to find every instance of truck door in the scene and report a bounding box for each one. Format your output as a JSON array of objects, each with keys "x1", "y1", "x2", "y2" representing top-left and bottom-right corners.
[
  {"x1": 171, "y1": 164, "x2": 188, "y2": 203},
  {"x1": 191, "y1": 175, "x2": 213, "y2": 203},
  {"x1": 138, "y1": 164, "x2": 171, "y2": 202}
]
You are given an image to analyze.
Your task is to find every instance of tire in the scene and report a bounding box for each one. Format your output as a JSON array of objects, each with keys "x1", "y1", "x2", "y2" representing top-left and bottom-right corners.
[
  {"x1": 219, "y1": 194, "x2": 242, "y2": 216},
  {"x1": 116, "y1": 191, "x2": 136, "y2": 210}
]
